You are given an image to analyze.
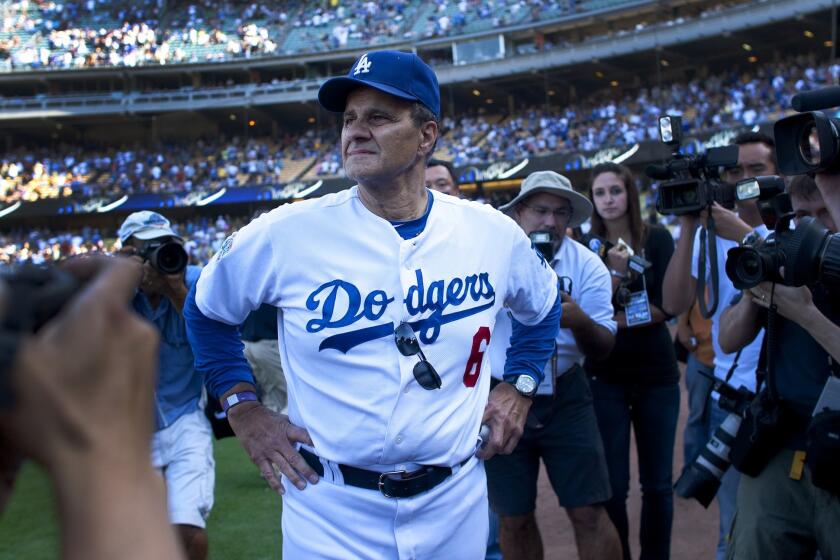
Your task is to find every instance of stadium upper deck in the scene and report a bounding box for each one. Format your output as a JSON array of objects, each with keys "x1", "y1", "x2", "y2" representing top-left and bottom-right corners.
[{"x1": 0, "y1": 0, "x2": 640, "y2": 73}]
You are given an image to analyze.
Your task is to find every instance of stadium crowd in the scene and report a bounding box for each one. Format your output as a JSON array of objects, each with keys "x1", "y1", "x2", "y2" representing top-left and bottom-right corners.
[
  {"x1": 0, "y1": 0, "x2": 584, "y2": 69},
  {"x1": 2, "y1": 44, "x2": 840, "y2": 560},
  {"x1": 4, "y1": 54, "x2": 826, "y2": 205},
  {"x1": 438, "y1": 57, "x2": 839, "y2": 165},
  {"x1": 0, "y1": 213, "x2": 248, "y2": 264},
  {"x1": 0, "y1": 0, "x2": 748, "y2": 70},
  {"x1": 0, "y1": 130, "x2": 335, "y2": 202}
]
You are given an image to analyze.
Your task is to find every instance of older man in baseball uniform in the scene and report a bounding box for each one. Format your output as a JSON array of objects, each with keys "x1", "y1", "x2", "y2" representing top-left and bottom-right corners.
[{"x1": 184, "y1": 50, "x2": 561, "y2": 559}]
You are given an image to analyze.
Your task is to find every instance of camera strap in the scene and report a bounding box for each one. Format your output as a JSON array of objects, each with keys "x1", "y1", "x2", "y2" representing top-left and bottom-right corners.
[
  {"x1": 724, "y1": 348, "x2": 743, "y2": 386},
  {"x1": 697, "y1": 217, "x2": 719, "y2": 319},
  {"x1": 762, "y1": 284, "x2": 781, "y2": 402}
]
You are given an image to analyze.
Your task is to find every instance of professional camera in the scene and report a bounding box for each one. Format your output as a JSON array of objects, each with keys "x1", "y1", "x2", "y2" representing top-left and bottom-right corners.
[
  {"x1": 674, "y1": 374, "x2": 755, "y2": 507},
  {"x1": 726, "y1": 215, "x2": 840, "y2": 290},
  {"x1": 138, "y1": 238, "x2": 188, "y2": 275},
  {"x1": 726, "y1": 175, "x2": 840, "y2": 289},
  {"x1": 0, "y1": 265, "x2": 79, "y2": 407},
  {"x1": 774, "y1": 85, "x2": 840, "y2": 175},
  {"x1": 647, "y1": 115, "x2": 740, "y2": 215}
]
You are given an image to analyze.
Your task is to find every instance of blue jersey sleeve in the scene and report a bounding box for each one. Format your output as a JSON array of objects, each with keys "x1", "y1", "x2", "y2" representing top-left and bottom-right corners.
[
  {"x1": 503, "y1": 283, "x2": 562, "y2": 384},
  {"x1": 184, "y1": 283, "x2": 256, "y2": 399}
]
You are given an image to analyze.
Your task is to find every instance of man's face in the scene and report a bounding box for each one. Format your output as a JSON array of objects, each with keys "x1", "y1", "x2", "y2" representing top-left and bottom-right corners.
[
  {"x1": 725, "y1": 142, "x2": 777, "y2": 183},
  {"x1": 513, "y1": 192, "x2": 573, "y2": 243},
  {"x1": 791, "y1": 193, "x2": 837, "y2": 232},
  {"x1": 425, "y1": 165, "x2": 460, "y2": 197},
  {"x1": 341, "y1": 87, "x2": 435, "y2": 185}
]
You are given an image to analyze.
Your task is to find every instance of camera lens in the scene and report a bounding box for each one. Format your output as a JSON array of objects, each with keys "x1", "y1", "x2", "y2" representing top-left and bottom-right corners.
[
  {"x1": 153, "y1": 243, "x2": 188, "y2": 275},
  {"x1": 798, "y1": 123, "x2": 821, "y2": 166},
  {"x1": 736, "y1": 254, "x2": 761, "y2": 281}
]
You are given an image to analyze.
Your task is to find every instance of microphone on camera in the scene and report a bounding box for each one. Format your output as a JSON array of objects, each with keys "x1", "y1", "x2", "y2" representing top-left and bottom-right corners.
[{"x1": 791, "y1": 85, "x2": 840, "y2": 112}]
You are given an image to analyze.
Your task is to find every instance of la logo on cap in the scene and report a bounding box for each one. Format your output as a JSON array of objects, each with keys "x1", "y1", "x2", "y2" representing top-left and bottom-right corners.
[{"x1": 354, "y1": 54, "x2": 372, "y2": 75}]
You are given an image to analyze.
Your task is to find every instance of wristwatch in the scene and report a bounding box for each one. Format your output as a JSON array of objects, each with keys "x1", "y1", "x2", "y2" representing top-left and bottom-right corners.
[
  {"x1": 513, "y1": 374, "x2": 539, "y2": 398},
  {"x1": 741, "y1": 230, "x2": 762, "y2": 248}
]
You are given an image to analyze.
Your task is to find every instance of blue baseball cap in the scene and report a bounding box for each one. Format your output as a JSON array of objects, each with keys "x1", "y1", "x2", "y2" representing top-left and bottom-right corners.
[{"x1": 318, "y1": 50, "x2": 440, "y2": 118}]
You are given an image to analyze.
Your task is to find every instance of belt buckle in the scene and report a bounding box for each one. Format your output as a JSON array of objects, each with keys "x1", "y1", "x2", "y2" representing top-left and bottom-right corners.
[{"x1": 378, "y1": 469, "x2": 407, "y2": 498}]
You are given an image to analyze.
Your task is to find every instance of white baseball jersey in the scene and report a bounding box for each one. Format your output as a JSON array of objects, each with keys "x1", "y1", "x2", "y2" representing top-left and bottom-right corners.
[
  {"x1": 195, "y1": 187, "x2": 557, "y2": 468},
  {"x1": 691, "y1": 226, "x2": 766, "y2": 393}
]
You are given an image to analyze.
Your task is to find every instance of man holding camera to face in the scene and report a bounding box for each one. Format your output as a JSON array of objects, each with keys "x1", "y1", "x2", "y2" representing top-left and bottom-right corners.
[
  {"x1": 718, "y1": 167, "x2": 840, "y2": 558},
  {"x1": 484, "y1": 170, "x2": 621, "y2": 560},
  {"x1": 117, "y1": 211, "x2": 214, "y2": 560},
  {"x1": 661, "y1": 132, "x2": 777, "y2": 560}
]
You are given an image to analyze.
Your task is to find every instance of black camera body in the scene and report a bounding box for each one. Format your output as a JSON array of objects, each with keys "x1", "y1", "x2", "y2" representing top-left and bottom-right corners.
[
  {"x1": 726, "y1": 215, "x2": 840, "y2": 290},
  {"x1": 529, "y1": 231, "x2": 555, "y2": 261},
  {"x1": 581, "y1": 233, "x2": 651, "y2": 309},
  {"x1": 647, "y1": 115, "x2": 740, "y2": 215},
  {"x1": 138, "y1": 238, "x2": 189, "y2": 275},
  {"x1": 725, "y1": 175, "x2": 840, "y2": 289},
  {"x1": 0, "y1": 265, "x2": 80, "y2": 407}
]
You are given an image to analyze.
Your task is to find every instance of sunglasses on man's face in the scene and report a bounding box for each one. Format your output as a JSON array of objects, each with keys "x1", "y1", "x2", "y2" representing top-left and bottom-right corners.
[{"x1": 394, "y1": 322, "x2": 442, "y2": 390}]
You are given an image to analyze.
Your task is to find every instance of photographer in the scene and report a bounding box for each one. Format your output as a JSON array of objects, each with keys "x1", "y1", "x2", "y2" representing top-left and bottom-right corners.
[
  {"x1": 485, "y1": 170, "x2": 621, "y2": 560},
  {"x1": 662, "y1": 132, "x2": 776, "y2": 559},
  {"x1": 584, "y1": 162, "x2": 679, "y2": 560},
  {"x1": 719, "y1": 174, "x2": 840, "y2": 558},
  {"x1": 814, "y1": 172, "x2": 840, "y2": 230},
  {"x1": 0, "y1": 257, "x2": 185, "y2": 560},
  {"x1": 117, "y1": 211, "x2": 214, "y2": 560}
]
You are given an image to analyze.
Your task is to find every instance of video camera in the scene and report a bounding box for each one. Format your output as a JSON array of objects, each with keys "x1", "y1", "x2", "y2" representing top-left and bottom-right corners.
[
  {"x1": 646, "y1": 115, "x2": 739, "y2": 215},
  {"x1": 0, "y1": 265, "x2": 80, "y2": 407},
  {"x1": 775, "y1": 85, "x2": 840, "y2": 175},
  {"x1": 137, "y1": 238, "x2": 188, "y2": 275},
  {"x1": 647, "y1": 115, "x2": 741, "y2": 318},
  {"x1": 725, "y1": 176, "x2": 840, "y2": 289}
]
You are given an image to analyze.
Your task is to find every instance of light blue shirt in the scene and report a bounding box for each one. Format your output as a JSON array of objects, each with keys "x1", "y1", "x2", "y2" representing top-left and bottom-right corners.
[{"x1": 133, "y1": 265, "x2": 203, "y2": 431}]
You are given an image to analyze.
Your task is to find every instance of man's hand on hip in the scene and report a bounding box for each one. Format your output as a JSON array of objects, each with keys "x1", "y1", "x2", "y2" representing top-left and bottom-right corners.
[
  {"x1": 227, "y1": 402, "x2": 318, "y2": 495},
  {"x1": 477, "y1": 382, "x2": 532, "y2": 461}
]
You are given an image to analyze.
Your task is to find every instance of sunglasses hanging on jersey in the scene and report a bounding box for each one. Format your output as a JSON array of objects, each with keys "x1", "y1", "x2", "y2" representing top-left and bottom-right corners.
[{"x1": 394, "y1": 322, "x2": 442, "y2": 390}]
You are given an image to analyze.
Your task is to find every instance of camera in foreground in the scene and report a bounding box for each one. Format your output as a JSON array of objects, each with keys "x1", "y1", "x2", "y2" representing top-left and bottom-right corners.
[
  {"x1": 138, "y1": 239, "x2": 189, "y2": 275},
  {"x1": 775, "y1": 85, "x2": 840, "y2": 175},
  {"x1": 724, "y1": 175, "x2": 840, "y2": 289},
  {"x1": 674, "y1": 376, "x2": 754, "y2": 507},
  {"x1": 647, "y1": 115, "x2": 739, "y2": 215},
  {"x1": 0, "y1": 265, "x2": 80, "y2": 407}
]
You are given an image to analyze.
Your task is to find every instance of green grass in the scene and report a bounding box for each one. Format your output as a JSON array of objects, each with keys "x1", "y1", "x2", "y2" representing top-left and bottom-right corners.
[{"x1": 0, "y1": 438, "x2": 283, "y2": 559}]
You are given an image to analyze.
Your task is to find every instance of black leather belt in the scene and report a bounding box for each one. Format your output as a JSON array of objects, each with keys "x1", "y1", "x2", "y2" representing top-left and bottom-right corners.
[{"x1": 299, "y1": 448, "x2": 470, "y2": 499}]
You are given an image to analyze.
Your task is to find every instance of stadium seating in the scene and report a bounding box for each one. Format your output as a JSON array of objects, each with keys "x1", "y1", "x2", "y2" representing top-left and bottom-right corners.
[
  {"x1": 0, "y1": 0, "x2": 651, "y2": 70},
  {"x1": 1, "y1": 55, "x2": 835, "y2": 203}
]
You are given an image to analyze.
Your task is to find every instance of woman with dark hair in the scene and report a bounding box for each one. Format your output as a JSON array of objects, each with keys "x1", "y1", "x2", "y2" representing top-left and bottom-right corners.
[{"x1": 585, "y1": 162, "x2": 679, "y2": 560}]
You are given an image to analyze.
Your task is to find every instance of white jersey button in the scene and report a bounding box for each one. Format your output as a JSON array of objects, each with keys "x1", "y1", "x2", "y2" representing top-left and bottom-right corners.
[{"x1": 395, "y1": 434, "x2": 404, "y2": 444}]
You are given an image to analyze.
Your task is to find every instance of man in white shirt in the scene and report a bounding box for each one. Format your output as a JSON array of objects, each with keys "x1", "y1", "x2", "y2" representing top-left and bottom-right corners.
[
  {"x1": 485, "y1": 171, "x2": 622, "y2": 560},
  {"x1": 663, "y1": 132, "x2": 777, "y2": 559}
]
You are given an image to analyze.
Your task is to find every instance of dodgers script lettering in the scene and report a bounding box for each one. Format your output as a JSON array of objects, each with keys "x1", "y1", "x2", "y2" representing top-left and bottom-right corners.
[{"x1": 305, "y1": 269, "x2": 496, "y2": 353}]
